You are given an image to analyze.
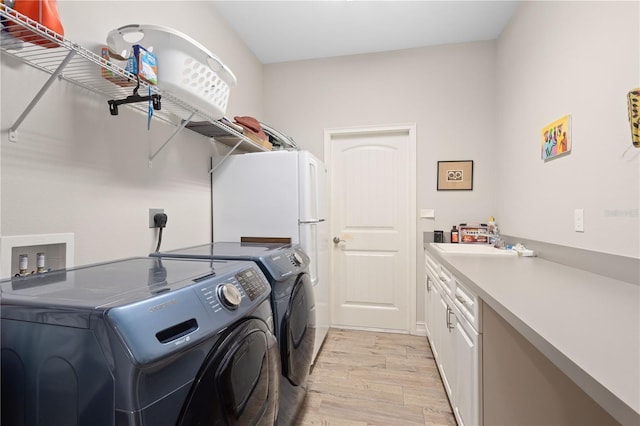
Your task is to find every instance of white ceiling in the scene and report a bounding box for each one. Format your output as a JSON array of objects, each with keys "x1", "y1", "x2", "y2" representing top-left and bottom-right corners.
[{"x1": 211, "y1": 1, "x2": 520, "y2": 64}]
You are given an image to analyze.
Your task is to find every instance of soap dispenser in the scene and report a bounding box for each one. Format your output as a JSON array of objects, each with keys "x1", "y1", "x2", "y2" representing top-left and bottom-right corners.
[{"x1": 451, "y1": 225, "x2": 459, "y2": 243}]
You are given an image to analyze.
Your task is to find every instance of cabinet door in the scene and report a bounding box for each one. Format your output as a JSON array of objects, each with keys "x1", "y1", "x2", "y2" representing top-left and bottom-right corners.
[
  {"x1": 436, "y1": 292, "x2": 455, "y2": 398},
  {"x1": 454, "y1": 318, "x2": 480, "y2": 426},
  {"x1": 426, "y1": 278, "x2": 442, "y2": 360},
  {"x1": 424, "y1": 273, "x2": 436, "y2": 339}
]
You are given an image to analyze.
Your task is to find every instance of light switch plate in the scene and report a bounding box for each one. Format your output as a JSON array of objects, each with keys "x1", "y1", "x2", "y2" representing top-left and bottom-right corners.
[
  {"x1": 420, "y1": 209, "x2": 435, "y2": 218},
  {"x1": 574, "y1": 208, "x2": 584, "y2": 232}
]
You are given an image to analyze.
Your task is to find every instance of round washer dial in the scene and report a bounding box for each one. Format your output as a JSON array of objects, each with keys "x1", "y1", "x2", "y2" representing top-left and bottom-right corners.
[
  {"x1": 218, "y1": 283, "x2": 242, "y2": 310},
  {"x1": 292, "y1": 252, "x2": 304, "y2": 266}
]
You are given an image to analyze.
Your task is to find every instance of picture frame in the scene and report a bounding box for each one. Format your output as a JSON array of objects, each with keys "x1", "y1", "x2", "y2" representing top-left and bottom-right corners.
[
  {"x1": 541, "y1": 115, "x2": 572, "y2": 160},
  {"x1": 437, "y1": 160, "x2": 474, "y2": 191}
]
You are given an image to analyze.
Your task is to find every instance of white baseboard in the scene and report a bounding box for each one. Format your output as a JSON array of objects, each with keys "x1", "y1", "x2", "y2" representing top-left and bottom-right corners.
[{"x1": 415, "y1": 321, "x2": 427, "y2": 337}]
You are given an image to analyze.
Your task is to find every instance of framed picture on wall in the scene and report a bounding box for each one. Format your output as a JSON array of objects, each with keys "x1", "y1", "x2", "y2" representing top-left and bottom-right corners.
[
  {"x1": 437, "y1": 160, "x2": 474, "y2": 191},
  {"x1": 541, "y1": 115, "x2": 572, "y2": 160}
]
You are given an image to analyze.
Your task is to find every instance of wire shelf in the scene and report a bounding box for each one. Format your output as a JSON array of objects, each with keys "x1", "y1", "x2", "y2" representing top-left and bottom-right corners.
[{"x1": 0, "y1": 3, "x2": 268, "y2": 161}]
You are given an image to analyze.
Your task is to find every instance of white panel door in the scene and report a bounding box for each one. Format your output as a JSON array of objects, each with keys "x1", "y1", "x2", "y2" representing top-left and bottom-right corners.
[{"x1": 327, "y1": 125, "x2": 416, "y2": 332}]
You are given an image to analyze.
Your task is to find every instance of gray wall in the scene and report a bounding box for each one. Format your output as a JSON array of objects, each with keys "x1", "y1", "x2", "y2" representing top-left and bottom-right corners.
[
  {"x1": 260, "y1": 0, "x2": 640, "y2": 328},
  {"x1": 0, "y1": 1, "x2": 263, "y2": 267},
  {"x1": 262, "y1": 41, "x2": 499, "y2": 331},
  {"x1": 496, "y1": 1, "x2": 639, "y2": 258},
  {"x1": 263, "y1": 41, "x2": 499, "y2": 233},
  {"x1": 261, "y1": 1, "x2": 640, "y2": 260}
]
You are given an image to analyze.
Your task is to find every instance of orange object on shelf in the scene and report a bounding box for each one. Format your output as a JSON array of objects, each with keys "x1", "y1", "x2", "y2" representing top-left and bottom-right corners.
[{"x1": 8, "y1": 0, "x2": 64, "y2": 48}]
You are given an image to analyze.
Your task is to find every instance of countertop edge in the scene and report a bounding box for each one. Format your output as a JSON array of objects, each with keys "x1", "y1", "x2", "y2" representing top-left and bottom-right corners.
[{"x1": 424, "y1": 243, "x2": 640, "y2": 426}]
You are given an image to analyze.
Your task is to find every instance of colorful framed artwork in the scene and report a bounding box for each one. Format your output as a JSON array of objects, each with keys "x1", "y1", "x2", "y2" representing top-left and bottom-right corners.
[
  {"x1": 542, "y1": 115, "x2": 572, "y2": 160},
  {"x1": 628, "y1": 88, "x2": 640, "y2": 147},
  {"x1": 437, "y1": 160, "x2": 473, "y2": 191}
]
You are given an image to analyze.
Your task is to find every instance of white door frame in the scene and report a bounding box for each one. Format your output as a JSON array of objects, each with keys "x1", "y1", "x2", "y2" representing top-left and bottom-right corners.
[{"x1": 324, "y1": 123, "x2": 417, "y2": 334}]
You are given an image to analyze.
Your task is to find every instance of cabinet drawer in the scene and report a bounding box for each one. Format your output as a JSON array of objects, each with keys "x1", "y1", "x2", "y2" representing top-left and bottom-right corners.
[
  {"x1": 438, "y1": 264, "x2": 454, "y2": 297},
  {"x1": 425, "y1": 252, "x2": 454, "y2": 297},
  {"x1": 425, "y1": 261, "x2": 439, "y2": 282},
  {"x1": 454, "y1": 280, "x2": 480, "y2": 331},
  {"x1": 425, "y1": 252, "x2": 440, "y2": 277}
]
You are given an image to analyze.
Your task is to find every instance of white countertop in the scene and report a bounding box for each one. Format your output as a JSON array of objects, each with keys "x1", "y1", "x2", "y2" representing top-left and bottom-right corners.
[{"x1": 425, "y1": 243, "x2": 640, "y2": 425}]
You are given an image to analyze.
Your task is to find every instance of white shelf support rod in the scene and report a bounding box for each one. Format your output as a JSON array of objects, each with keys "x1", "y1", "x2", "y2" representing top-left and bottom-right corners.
[
  {"x1": 209, "y1": 138, "x2": 244, "y2": 174},
  {"x1": 9, "y1": 50, "x2": 76, "y2": 143},
  {"x1": 148, "y1": 111, "x2": 196, "y2": 166}
]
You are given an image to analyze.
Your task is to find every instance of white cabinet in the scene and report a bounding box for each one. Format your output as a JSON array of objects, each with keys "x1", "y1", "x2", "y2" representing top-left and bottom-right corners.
[
  {"x1": 453, "y1": 310, "x2": 481, "y2": 426},
  {"x1": 424, "y1": 262, "x2": 441, "y2": 359},
  {"x1": 425, "y1": 271, "x2": 453, "y2": 395},
  {"x1": 424, "y1": 274, "x2": 436, "y2": 342},
  {"x1": 425, "y1": 251, "x2": 482, "y2": 426},
  {"x1": 437, "y1": 293, "x2": 456, "y2": 398}
]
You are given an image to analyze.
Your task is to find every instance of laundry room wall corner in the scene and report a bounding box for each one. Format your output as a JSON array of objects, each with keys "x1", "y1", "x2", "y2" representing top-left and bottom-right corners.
[{"x1": 1, "y1": 1, "x2": 265, "y2": 266}]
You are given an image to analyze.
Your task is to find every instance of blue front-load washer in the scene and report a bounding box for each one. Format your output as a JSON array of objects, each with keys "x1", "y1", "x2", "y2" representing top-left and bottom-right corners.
[
  {"x1": 1, "y1": 256, "x2": 280, "y2": 426},
  {"x1": 152, "y1": 242, "x2": 315, "y2": 426}
]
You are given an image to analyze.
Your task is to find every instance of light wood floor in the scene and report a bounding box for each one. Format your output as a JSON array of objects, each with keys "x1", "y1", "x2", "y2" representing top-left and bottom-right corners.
[{"x1": 297, "y1": 328, "x2": 457, "y2": 425}]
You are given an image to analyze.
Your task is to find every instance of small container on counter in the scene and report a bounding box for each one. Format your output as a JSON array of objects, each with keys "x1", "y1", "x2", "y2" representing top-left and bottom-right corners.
[
  {"x1": 459, "y1": 223, "x2": 489, "y2": 243},
  {"x1": 451, "y1": 226, "x2": 459, "y2": 243},
  {"x1": 434, "y1": 230, "x2": 444, "y2": 243}
]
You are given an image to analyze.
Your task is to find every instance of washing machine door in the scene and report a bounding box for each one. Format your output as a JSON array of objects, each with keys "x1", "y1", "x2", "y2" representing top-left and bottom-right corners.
[
  {"x1": 177, "y1": 318, "x2": 280, "y2": 426},
  {"x1": 281, "y1": 273, "x2": 315, "y2": 387}
]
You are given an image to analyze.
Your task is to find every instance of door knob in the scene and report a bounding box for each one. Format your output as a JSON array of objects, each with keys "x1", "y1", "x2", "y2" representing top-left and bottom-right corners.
[{"x1": 333, "y1": 236, "x2": 345, "y2": 244}]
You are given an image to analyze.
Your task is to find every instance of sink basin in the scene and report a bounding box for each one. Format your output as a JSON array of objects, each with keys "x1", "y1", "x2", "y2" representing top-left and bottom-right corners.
[{"x1": 432, "y1": 243, "x2": 516, "y2": 256}]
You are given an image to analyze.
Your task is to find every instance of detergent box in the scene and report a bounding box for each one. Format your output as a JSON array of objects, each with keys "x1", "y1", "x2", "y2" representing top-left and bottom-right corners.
[{"x1": 133, "y1": 44, "x2": 158, "y2": 86}]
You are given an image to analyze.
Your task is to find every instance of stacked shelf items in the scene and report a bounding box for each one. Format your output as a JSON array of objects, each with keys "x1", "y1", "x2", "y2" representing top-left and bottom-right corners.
[{"x1": 186, "y1": 119, "x2": 272, "y2": 152}]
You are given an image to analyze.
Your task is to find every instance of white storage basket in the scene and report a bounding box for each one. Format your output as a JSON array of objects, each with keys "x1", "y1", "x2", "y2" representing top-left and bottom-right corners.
[{"x1": 107, "y1": 24, "x2": 237, "y2": 120}]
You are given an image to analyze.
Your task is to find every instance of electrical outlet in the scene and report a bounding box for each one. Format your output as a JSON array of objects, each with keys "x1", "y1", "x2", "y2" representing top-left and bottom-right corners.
[
  {"x1": 574, "y1": 208, "x2": 584, "y2": 232},
  {"x1": 149, "y1": 208, "x2": 164, "y2": 228}
]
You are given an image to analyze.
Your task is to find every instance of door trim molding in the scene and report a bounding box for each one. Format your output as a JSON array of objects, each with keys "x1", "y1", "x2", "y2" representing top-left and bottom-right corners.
[{"x1": 324, "y1": 123, "x2": 417, "y2": 335}]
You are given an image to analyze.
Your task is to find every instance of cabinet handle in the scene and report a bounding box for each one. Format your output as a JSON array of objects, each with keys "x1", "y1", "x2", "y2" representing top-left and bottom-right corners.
[
  {"x1": 456, "y1": 295, "x2": 467, "y2": 305},
  {"x1": 446, "y1": 306, "x2": 455, "y2": 331},
  {"x1": 426, "y1": 278, "x2": 431, "y2": 292}
]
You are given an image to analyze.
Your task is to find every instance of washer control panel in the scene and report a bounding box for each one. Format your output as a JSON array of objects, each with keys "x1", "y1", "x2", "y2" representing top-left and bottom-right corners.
[
  {"x1": 263, "y1": 247, "x2": 310, "y2": 280},
  {"x1": 236, "y1": 268, "x2": 269, "y2": 300},
  {"x1": 290, "y1": 251, "x2": 304, "y2": 267},
  {"x1": 197, "y1": 266, "x2": 270, "y2": 313}
]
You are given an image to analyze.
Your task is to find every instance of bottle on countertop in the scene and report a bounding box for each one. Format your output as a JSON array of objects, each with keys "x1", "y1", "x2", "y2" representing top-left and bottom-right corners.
[
  {"x1": 488, "y1": 216, "x2": 504, "y2": 248},
  {"x1": 451, "y1": 225, "x2": 459, "y2": 243},
  {"x1": 488, "y1": 216, "x2": 498, "y2": 235}
]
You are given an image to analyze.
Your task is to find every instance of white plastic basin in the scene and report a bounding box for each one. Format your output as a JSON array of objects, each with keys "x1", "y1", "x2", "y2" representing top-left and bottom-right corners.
[{"x1": 432, "y1": 243, "x2": 516, "y2": 256}]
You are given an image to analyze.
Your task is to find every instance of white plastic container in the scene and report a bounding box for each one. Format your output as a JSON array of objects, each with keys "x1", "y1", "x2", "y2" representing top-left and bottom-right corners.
[{"x1": 106, "y1": 24, "x2": 237, "y2": 120}]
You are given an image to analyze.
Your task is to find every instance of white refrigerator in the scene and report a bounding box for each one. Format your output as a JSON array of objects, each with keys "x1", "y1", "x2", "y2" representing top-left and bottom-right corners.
[{"x1": 212, "y1": 150, "x2": 329, "y2": 364}]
